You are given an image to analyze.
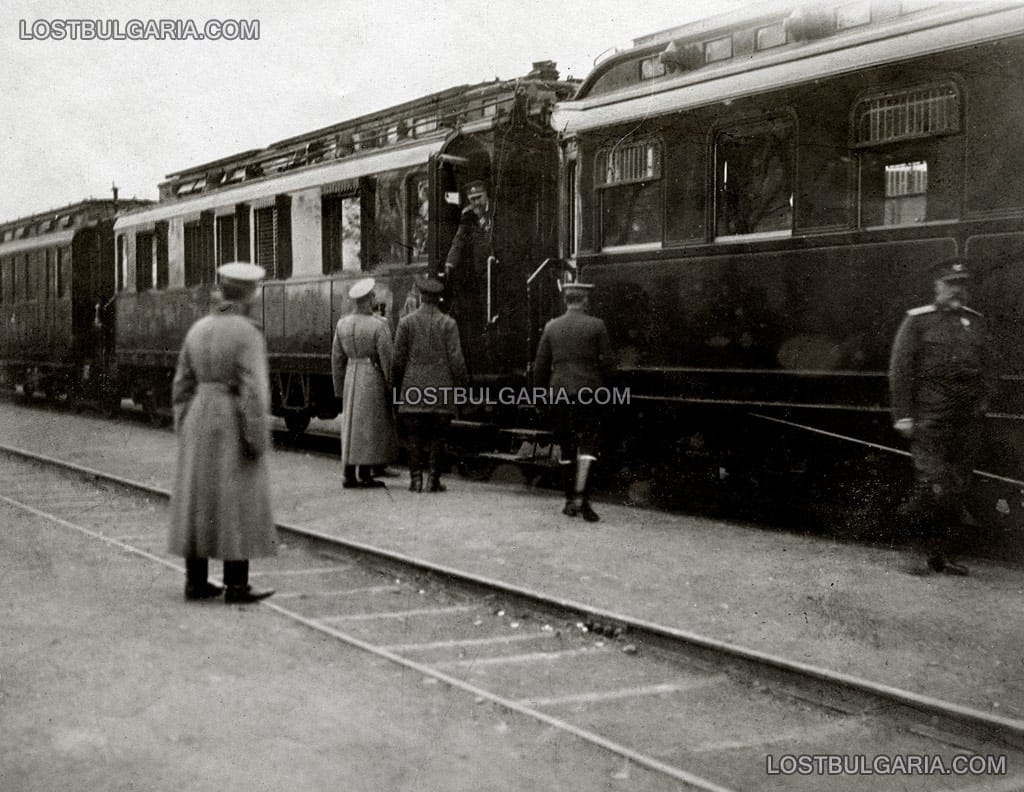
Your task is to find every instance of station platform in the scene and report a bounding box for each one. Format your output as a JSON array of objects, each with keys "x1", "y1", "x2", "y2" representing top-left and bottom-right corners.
[
  {"x1": 2, "y1": 402, "x2": 1022, "y2": 722},
  {"x1": 0, "y1": 493, "x2": 670, "y2": 792}
]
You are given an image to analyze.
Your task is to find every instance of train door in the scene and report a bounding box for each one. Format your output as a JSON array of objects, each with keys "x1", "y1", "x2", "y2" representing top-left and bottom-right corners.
[
  {"x1": 70, "y1": 225, "x2": 115, "y2": 365},
  {"x1": 432, "y1": 128, "x2": 560, "y2": 379}
]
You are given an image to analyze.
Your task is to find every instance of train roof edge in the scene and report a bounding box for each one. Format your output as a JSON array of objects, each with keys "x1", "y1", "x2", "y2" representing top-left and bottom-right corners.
[
  {"x1": 555, "y1": 1, "x2": 1024, "y2": 133},
  {"x1": 153, "y1": 62, "x2": 579, "y2": 209}
]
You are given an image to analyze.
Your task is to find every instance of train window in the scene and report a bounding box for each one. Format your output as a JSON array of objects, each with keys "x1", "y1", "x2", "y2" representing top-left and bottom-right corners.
[
  {"x1": 136, "y1": 231, "x2": 155, "y2": 291},
  {"x1": 714, "y1": 116, "x2": 795, "y2": 238},
  {"x1": 854, "y1": 82, "x2": 962, "y2": 226},
  {"x1": 116, "y1": 235, "x2": 125, "y2": 291},
  {"x1": 705, "y1": 36, "x2": 732, "y2": 63},
  {"x1": 375, "y1": 171, "x2": 406, "y2": 265},
  {"x1": 835, "y1": 1, "x2": 871, "y2": 29},
  {"x1": 596, "y1": 138, "x2": 663, "y2": 248},
  {"x1": 566, "y1": 159, "x2": 578, "y2": 257},
  {"x1": 155, "y1": 223, "x2": 169, "y2": 288},
  {"x1": 44, "y1": 249, "x2": 51, "y2": 299},
  {"x1": 26, "y1": 251, "x2": 38, "y2": 299},
  {"x1": 255, "y1": 204, "x2": 294, "y2": 278},
  {"x1": 19, "y1": 254, "x2": 29, "y2": 300},
  {"x1": 640, "y1": 56, "x2": 666, "y2": 80},
  {"x1": 58, "y1": 247, "x2": 71, "y2": 298},
  {"x1": 0, "y1": 258, "x2": 6, "y2": 303},
  {"x1": 408, "y1": 173, "x2": 429, "y2": 262},
  {"x1": 216, "y1": 215, "x2": 236, "y2": 265},
  {"x1": 322, "y1": 193, "x2": 362, "y2": 273},
  {"x1": 184, "y1": 219, "x2": 217, "y2": 286},
  {"x1": 755, "y1": 23, "x2": 787, "y2": 51},
  {"x1": 854, "y1": 83, "x2": 959, "y2": 147}
]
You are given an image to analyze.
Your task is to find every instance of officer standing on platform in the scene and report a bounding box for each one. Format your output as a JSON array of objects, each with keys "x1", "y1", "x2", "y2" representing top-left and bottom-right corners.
[
  {"x1": 169, "y1": 262, "x2": 276, "y2": 603},
  {"x1": 392, "y1": 275, "x2": 468, "y2": 493},
  {"x1": 534, "y1": 280, "x2": 614, "y2": 523},
  {"x1": 331, "y1": 277, "x2": 397, "y2": 489},
  {"x1": 889, "y1": 257, "x2": 992, "y2": 576}
]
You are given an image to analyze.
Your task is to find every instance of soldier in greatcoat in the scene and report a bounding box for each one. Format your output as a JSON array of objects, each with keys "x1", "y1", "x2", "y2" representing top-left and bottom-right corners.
[
  {"x1": 331, "y1": 277, "x2": 398, "y2": 488},
  {"x1": 534, "y1": 281, "x2": 615, "y2": 522},
  {"x1": 392, "y1": 275, "x2": 468, "y2": 493},
  {"x1": 889, "y1": 257, "x2": 993, "y2": 575},
  {"x1": 168, "y1": 262, "x2": 277, "y2": 603}
]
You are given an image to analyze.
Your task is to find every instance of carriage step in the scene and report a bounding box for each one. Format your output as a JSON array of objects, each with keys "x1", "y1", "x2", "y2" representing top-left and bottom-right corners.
[
  {"x1": 479, "y1": 451, "x2": 562, "y2": 469},
  {"x1": 498, "y1": 427, "x2": 555, "y2": 439}
]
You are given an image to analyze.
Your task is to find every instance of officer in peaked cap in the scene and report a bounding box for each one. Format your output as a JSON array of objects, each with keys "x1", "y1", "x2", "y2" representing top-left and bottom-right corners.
[
  {"x1": 889, "y1": 256, "x2": 994, "y2": 576},
  {"x1": 348, "y1": 277, "x2": 375, "y2": 301},
  {"x1": 392, "y1": 273, "x2": 468, "y2": 493},
  {"x1": 534, "y1": 278, "x2": 614, "y2": 522},
  {"x1": 217, "y1": 261, "x2": 265, "y2": 300},
  {"x1": 332, "y1": 277, "x2": 397, "y2": 489},
  {"x1": 169, "y1": 261, "x2": 277, "y2": 604},
  {"x1": 443, "y1": 180, "x2": 495, "y2": 373}
]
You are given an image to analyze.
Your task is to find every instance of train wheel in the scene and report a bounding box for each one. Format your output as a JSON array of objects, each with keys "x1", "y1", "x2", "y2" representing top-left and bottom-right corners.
[{"x1": 284, "y1": 412, "x2": 311, "y2": 435}]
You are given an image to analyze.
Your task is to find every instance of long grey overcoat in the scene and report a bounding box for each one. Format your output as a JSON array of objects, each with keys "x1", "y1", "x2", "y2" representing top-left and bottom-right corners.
[
  {"x1": 168, "y1": 302, "x2": 277, "y2": 559},
  {"x1": 331, "y1": 312, "x2": 398, "y2": 466}
]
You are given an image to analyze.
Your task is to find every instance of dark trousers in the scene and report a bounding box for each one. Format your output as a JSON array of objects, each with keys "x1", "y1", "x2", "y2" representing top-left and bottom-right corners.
[
  {"x1": 901, "y1": 419, "x2": 980, "y2": 560},
  {"x1": 551, "y1": 402, "x2": 602, "y2": 461},
  {"x1": 551, "y1": 402, "x2": 602, "y2": 504},
  {"x1": 399, "y1": 413, "x2": 452, "y2": 474},
  {"x1": 186, "y1": 558, "x2": 249, "y2": 587}
]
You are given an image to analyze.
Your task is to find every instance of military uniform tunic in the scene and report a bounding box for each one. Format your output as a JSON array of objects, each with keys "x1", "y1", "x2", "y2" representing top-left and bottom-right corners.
[
  {"x1": 534, "y1": 306, "x2": 615, "y2": 459},
  {"x1": 888, "y1": 302, "x2": 990, "y2": 543}
]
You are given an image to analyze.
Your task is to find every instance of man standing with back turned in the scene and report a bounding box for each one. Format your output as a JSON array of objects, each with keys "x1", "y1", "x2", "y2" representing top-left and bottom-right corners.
[
  {"x1": 534, "y1": 280, "x2": 614, "y2": 523},
  {"x1": 889, "y1": 257, "x2": 992, "y2": 576}
]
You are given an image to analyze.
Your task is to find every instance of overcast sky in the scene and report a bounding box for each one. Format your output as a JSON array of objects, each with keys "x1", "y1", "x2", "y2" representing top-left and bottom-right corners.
[{"x1": 0, "y1": 0, "x2": 752, "y2": 220}]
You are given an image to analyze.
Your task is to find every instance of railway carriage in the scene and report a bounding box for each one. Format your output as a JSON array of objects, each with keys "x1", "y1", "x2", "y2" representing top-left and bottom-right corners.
[
  {"x1": 113, "y1": 63, "x2": 577, "y2": 429},
  {"x1": 551, "y1": 1, "x2": 1024, "y2": 523},
  {"x1": 0, "y1": 199, "x2": 149, "y2": 405}
]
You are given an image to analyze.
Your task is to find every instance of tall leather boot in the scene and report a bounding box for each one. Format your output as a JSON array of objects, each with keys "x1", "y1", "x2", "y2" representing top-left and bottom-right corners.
[
  {"x1": 407, "y1": 437, "x2": 423, "y2": 492},
  {"x1": 184, "y1": 558, "x2": 223, "y2": 601},
  {"x1": 427, "y1": 431, "x2": 446, "y2": 492},
  {"x1": 343, "y1": 465, "x2": 360, "y2": 489},
  {"x1": 573, "y1": 454, "x2": 599, "y2": 523},
  {"x1": 223, "y1": 560, "x2": 274, "y2": 603},
  {"x1": 561, "y1": 462, "x2": 577, "y2": 517}
]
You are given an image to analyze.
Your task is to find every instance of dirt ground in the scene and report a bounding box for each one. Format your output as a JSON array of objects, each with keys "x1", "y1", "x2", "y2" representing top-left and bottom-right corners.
[
  {"x1": 3, "y1": 401, "x2": 1023, "y2": 722},
  {"x1": 0, "y1": 503, "x2": 684, "y2": 792}
]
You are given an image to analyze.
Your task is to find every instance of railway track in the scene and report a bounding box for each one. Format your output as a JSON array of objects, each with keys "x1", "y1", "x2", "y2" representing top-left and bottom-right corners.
[{"x1": 2, "y1": 443, "x2": 1022, "y2": 791}]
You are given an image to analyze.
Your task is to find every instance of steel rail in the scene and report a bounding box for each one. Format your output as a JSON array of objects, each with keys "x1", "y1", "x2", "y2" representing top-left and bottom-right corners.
[{"x1": 1, "y1": 440, "x2": 1022, "y2": 752}]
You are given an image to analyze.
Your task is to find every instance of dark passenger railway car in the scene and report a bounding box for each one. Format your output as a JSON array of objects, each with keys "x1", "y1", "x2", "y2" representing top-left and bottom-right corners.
[
  {"x1": 552, "y1": 1, "x2": 1024, "y2": 522},
  {"x1": 0, "y1": 198, "x2": 149, "y2": 404},
  {"x1": 114, "y1": 63, "x2": 578, "y2": 429}
]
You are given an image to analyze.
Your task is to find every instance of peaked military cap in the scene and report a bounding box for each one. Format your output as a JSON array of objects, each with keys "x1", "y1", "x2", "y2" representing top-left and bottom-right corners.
[
  {"x1": 931, "y1": 257, "x2": 971, "y2": 282},
  {"x1": 561, "y1": 280, "x2": 594, "y2": 296},
  {"x1": 218, "y1": 261, "x2": 265, "y2": 284},
  {"x1": 348, "y1": 277, "x2": 375, "y2": 299},
  {"x1": 465, "y1": 180, "x2": 488, "y2": 197},
  {"x1": 416, "y1": 275, "x2": 445, "y2": 294}
]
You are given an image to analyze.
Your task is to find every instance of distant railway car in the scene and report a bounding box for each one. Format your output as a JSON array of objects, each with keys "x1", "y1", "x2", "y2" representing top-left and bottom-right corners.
[
  {"x1": 113, "y1": 62, "x2": 577, "y2": 429},
  {"x1": 0, "y1": 198, "x2": 149, "y2": 406},
  {"x1": 552, "y1": 1, "x2": 1024, "y2": 517}
]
